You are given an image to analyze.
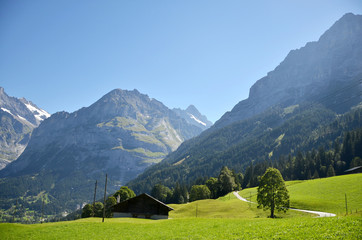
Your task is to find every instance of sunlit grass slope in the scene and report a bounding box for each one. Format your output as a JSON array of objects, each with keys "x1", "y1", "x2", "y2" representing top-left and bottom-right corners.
[
  {"x1": 1, "y1": 176, "x2": 361, "y2": 240},
  {"x1": 169, "y1": 192, "x2": 308, "y2": 219},
  {"x1": 240, "y1": 173, "x2": 362, "y2": 215},
  {"x1": 0, "y1": 215, "x2": 361, "y2": 240}
]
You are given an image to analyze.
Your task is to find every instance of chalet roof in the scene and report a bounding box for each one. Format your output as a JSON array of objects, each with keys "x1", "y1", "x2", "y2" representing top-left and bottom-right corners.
[
  {"x1": 113, "y1": 193, "x2": 174, "y2": 211},
  {"x1": 139, "y1": 193, "x2": 174, "y2": 210}
]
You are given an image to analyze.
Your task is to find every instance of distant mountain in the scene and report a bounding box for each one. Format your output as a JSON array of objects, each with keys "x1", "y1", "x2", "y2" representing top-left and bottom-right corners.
[
  {"x1": 172, "y1": 105, "x2": 213, "y2": 130},
  {"x1": 216, "y1": 13, "x2": 362, "y2": 128},
  {"x1": 127, "y1": 13, "x2": 362, "y2": 194},
  {"x1": 0, "y1": 89, "x2": 207, "y2": 216},
  {"x1": 0, "y1": 87, "x2": 50, "y2": 169}
]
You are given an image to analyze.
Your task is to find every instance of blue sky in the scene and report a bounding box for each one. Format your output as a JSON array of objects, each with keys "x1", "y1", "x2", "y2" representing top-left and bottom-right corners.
[{"x1": 1, "y1": 1, "x2": 361, "y2": 123}]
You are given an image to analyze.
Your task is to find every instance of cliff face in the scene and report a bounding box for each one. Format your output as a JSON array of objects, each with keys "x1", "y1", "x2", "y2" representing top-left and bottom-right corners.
[
  {"x1": 216, "y1": 13, "x2": 362, "y2": 128},
  {"x1": 0, "y1": 87, "x2": 50, "y2": 169}
]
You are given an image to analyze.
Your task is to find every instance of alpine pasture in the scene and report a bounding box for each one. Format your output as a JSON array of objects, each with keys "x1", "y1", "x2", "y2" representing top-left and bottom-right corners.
[{"x1": 0, "y1": 174, "x2": 361, "y2": 239}]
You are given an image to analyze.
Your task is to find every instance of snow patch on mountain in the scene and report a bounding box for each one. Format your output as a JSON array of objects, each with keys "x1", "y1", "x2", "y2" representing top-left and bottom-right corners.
[
  {"x1": 188, "y1": 113, "x2": 207, "y2": 126},
  {"x1": 1, "y1": 107, "x2": 13, "y2": 115},
  {"x1": 24, "y1": 102, "x2": 51, "y2": 122}
]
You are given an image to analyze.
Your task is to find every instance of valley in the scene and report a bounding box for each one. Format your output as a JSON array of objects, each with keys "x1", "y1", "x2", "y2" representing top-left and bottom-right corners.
[
  {"x1": 0, "y1": 11, "x2": 361, "y2": 240},
  {"x1": 0, "y1": 174, "x2": 361, "y2": 239}
]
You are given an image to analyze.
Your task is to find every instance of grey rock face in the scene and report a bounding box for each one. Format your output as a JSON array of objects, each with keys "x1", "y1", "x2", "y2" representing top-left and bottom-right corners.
[
  {"x1": 173, "y1": 105, "x2": 213, "y2": 130},
  {"x1": 0, "y1": 87, "x2": 50, "y2": 169},
  {"x1": 216, "y1": 13, "x2": 362, "y2": 128},
  {"x1": 1, "y1": 89, "x2": 205, "y2": 185}
]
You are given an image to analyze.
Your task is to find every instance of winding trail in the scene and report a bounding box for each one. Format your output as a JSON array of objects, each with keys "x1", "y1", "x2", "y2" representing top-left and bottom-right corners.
[{"x1": 233, "y1": 191, "x2": 336, "y2": 217}]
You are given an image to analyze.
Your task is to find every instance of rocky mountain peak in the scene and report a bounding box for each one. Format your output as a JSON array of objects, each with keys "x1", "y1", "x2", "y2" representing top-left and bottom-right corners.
[
  {"x1": 0, "y1": 87, "x2": 50, "y2": 169},
  {"x1": 216, "y1": 13, "x2": 362, "y2": 128},
  {"x1": 318, "y1": 13, "x2": 362, "y2": 45},
  {"x1": 173, "y1": 105, "x2": 212, "y2": 130}
]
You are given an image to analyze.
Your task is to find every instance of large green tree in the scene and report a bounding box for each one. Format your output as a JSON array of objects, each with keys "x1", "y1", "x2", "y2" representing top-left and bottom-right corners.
[
  {"x1": 218, "y1": 166, "x2": 237, "y2": 196},
  {"x1": 113, "y1": 186, "x2": 136, "y2": 203},
  {"x1": 205, "y1": 177, "x2": 219, "y2": 199},
  {"x1": 81, "y1": 204, "x2": 93, "y2": 218},
  {"x1": 257, "y1": 168, "x2": 289, "y2": 218},
  {"x1": 105, "y1": 196, "x2": 117, "y2": 218},
  {"x1": 151, "y1": 184, "x2": 172, "y2": 203},
  {"x1": 93, "y1": 202, "x2": 104, "y2": 217},
  {"x1": 170, "y1": 182, "x2": 188, "y2": 204},
  {"x1": 189, "y1": 185, "x2": 211, "y2": 202}
]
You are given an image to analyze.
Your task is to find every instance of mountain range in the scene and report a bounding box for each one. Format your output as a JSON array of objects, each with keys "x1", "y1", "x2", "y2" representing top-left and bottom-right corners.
[
  {"x1": 0, "y1": 88, "x2": 211, "y2": 217},
  {"x1": 0, "y1": 87, "x2": 50, "y2": 170},
  {"x1": 0, "y1": 13, "x2": 361, "y2": 221}
]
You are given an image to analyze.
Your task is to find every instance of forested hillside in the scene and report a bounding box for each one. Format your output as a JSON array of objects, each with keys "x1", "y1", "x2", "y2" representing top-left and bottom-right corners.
[{"x1": 128, "y1": 106, "x2": 362, "y2": 194}]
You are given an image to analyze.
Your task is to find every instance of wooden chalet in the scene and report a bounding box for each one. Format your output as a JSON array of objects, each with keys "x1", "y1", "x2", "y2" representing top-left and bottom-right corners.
[{"x1": 112, "y1": 193, "x2": 174, "y2": 220}]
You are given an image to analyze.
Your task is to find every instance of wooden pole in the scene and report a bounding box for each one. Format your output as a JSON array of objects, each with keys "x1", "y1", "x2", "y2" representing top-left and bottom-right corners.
[
  {"x1": 345, "y1": 193, "x2": 348, "y2": 215},
  {"x1": 41, "y1": 197, "x2": 44, "y2": 224},
  {"x1": 102, "y1": 174, "x2": 108, "y2": 222},
  {"x1": 93, "y1": 180, "x2": 97, "y2": 217},
  {"x1": 13, "y1": 199, "x2": 18, "y2": 222}
]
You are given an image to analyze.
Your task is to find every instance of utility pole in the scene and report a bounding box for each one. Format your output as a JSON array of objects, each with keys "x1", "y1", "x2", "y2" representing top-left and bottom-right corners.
[
  {"x1": 12, "y1": 199, "x2": 18, "y2": 222},
  {"x1": 41, "y1": 197, "x2": 44, "y2": 224},
  {"x1": 345, "y1": 193, "x2": 348, "y2": 215},
  {"x1": 93, "y1": 180, "x2": 97, "y2": 217},
  {"x1": 102, "y1": 174, "x2": 108, "y2": 222}
]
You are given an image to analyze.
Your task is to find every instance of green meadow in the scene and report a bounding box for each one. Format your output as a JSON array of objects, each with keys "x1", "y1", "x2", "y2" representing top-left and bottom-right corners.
[
  {"x1": 239, "y1": 173, "x2": 362, "y2": 215},
  {"x1": 1, "y1": 215, "x2": 361, "y2": 239},
  {"x1": 169, "y1": 192, "x2": 310, "y2": 219},
  {"x1": 0, "y1": 174, "x2": 361, "y2": 239}
]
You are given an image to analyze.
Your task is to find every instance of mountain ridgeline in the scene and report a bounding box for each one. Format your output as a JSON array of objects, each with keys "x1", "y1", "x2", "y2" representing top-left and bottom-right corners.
[
  {"x1": 216, "y1": 13, "x2": 362, "y2": 128},
  {"x1": 127, "y1": 13, "x2": 362, "y2": 194},
  {"x1": 0, "y1": 89, "x2": 211, "y2": 217},
  {"x1": 0, "y1": 87, "x2": 50, "y2": 170},
  {"x1": 173, "y1": 105, "x2": 213, "y2": 130}
]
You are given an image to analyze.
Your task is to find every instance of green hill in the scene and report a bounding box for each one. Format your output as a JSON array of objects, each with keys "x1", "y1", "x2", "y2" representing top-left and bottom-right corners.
[
  {"x1": 169, "y1": 192, "x2": 308, "y2": 219},
  {"x1": 239, "y1": 173, "x2": 362, "y2": 215},
  {"x1": 1, "y1": 174, "x2": 361, "y2": 239}
]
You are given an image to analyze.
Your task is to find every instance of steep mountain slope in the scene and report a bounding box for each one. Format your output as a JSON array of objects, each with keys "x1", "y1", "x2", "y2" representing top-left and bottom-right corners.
[
  {"x1": 0, "y1": 87, "x2": 50, "y2": 169},
  {"x1": 216, "y1": 13, "x2": 362, "y2": 128},
  {"x1": 0, "y1": 89, "x2": 207, "y2": 216},
  {"x1": 173, "y1": 105, "x2": 213, "y2": 130},
  {"x1": 127, "y1": 13, "x2": 362, "y2": 193}
]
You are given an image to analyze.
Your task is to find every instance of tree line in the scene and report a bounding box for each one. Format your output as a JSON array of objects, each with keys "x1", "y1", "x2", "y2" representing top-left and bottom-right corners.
[
  {"x1": 81, "y1": 165, "x2": 243, "y2": 219},
  {"x1": 243, "y1": 128, "x2": 362, "y2": 188},
  {"x1": 149, "y1": 166, "x2": 243, "y2": 204}
]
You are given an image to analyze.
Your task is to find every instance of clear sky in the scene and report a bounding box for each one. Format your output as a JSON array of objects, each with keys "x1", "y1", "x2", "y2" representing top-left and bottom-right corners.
[{"x1": 1, "y1": 1, "x2": 361, "y2": 123}]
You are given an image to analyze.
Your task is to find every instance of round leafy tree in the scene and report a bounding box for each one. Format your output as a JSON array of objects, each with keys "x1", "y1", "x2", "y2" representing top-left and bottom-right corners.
[
  {"x1": 113, "y1": 186, "x2": 136, "y2": 203},
  {"x1": 189, "y1": 185, "x2": 211, "y2": 202},
  {"x1": 257, "y1": 168, "x2": 289, "y2": 218}
]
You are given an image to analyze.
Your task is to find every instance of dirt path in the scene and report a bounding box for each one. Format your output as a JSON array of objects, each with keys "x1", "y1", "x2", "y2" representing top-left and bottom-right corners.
[{"x1": 233, "y1": 191, "x2": 336, "y2": 217}]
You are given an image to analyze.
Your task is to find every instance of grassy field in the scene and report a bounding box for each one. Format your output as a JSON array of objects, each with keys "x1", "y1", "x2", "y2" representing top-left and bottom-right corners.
[
  {"x1": 169, "y1": 192, "x2": 310, "y2": 219},
  {"x1": 0, "y1": 174, "x2": 361, "y2": 239},
  {"x1": 239, "y1": 173, "x2": 362, "y2": 215},
  {"x1": 0, "y1": 215, "x2": 361, "y2": 239}
]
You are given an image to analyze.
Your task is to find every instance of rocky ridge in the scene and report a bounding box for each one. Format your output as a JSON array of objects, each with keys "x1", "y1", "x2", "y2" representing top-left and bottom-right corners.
[{"x1": 0, "y1": 87, "x2": 50, "y2": 169}]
